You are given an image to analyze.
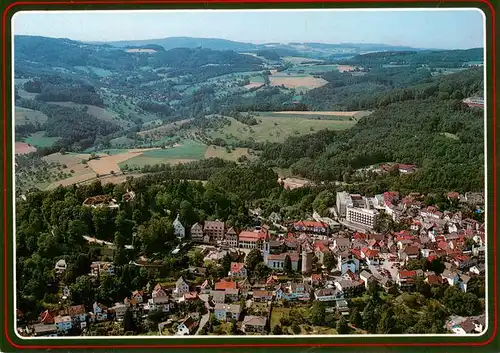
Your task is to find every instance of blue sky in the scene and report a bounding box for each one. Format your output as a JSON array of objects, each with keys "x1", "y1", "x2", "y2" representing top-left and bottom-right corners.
[{"x1": 13, "y1": 9, "x2": 484, "y2": 49}]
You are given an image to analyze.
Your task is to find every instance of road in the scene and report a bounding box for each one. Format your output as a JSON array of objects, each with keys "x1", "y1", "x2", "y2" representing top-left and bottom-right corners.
[{"x1": 195, "y1": 313, "x2": 210, "y2": 335}]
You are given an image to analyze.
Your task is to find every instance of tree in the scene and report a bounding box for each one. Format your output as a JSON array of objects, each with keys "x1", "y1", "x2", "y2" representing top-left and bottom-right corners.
[
  {"x1": 221, "y1": 253, "x2": 232, "y2": 274},
  {"x1": 362, "y1": 301, "x2": 379, "y2": 333},
  {"x1": 284, "y1": 255, "x2": 292, "y2": 273},
  {"x1": 70, "y1": 275, "x2": 95, "y2": 307},
  {"x1": 323, "y1": 252, "x2": 337, "y2": 271},
  {"x1": 123, "y1": 308, "x2": 136, "y2": 332},
  {"x1": 254, "y1": 262, "x2": 271, "y2": 279},
  {"x1": 189, "y1": 250, "x2": 204, "y2": 267},
  {"x1": 230, "y1": 320, "x2": 238, "y2": 334},
  {"x1": 272, "y1": 325, "x2": 283, "y2": 335},
  {"x1": 377, "y1": 305, "x2": 396, "y2": 334},
  {"x1": 336, "y1": 315, "x2": 349, "y2": 334},
  {"x1": 349, "y1": 308, "x2": 363, "y2": 328},
  {"x1": 291, "y1": 322, "x2": 301, "y2": 334},
  {"x1": 246, "y1": 249, "x2": 263, "y2": 272},
  {"x1": 309, "y1": 301, "x2": 326, "y2": 326}
]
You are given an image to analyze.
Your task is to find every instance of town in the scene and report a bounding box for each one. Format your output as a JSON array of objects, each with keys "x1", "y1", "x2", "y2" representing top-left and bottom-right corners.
[{"x1": 18, "y1": 189, "x2": 486, "y2": 337}]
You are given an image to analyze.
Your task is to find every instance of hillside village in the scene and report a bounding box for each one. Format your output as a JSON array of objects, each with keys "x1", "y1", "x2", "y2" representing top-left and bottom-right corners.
[{"x1": 18, "y1": 189, "x2": 486, "y2": 337}]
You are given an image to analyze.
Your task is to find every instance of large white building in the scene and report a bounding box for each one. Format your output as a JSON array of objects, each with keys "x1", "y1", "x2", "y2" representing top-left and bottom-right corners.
[{"x1": 346, "y1": 207, "x2": 379, "y2": 229}]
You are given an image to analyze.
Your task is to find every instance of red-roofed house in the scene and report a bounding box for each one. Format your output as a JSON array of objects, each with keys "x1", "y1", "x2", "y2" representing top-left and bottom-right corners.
[
  {"x1": 229, "y1": 262, "x2": 247, "y2": 278},
  {"x1": 238, "y1": 229, "x2": 268, "y2": 249},
  {"x1": 293, "y1": 220, "x2": 329, "y2": 234},
  {"x1": 396, "y1": 269, "x2": 423, "y2": 290},
  {"x1": 266, "y1": 252, "x2": 299, "y2": 271},
  {"x1": 215, "y1": 280, "x2": 238, "y2": 291},
  {"x1": 360, "y1": 247, "x2": 380, "y2": 265},
  {"x1": 40, "y1": 310, "x2": 55, "y2": 324}
]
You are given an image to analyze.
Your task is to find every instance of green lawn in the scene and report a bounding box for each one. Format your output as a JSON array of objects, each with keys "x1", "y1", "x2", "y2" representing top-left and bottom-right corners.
[
  {"x1": 110, "y1": 136, "x2": 136, "y2": 147},
  {"x1": 207, "y1": 115, "x2": 355, "y2": 143},
  {"x1": 24, "y1": 132, "x2": 61, "y2": 148}
]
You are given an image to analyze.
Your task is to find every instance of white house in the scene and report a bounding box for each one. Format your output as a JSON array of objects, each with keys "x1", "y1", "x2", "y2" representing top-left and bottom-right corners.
[
  {"x1": 54, "y1": 315, "x2": 72, "y2": 333},
  {"x1": 173, "y1": 214, "x2": 186, "y2": 238},
  {"x1": 441, "y1": 270, "x2": 460, "y2": 286},
  {"x1": 175, "y1": 277, "x2": 190, "y2": 296},
  {"x1": 176, "y1": 317, "x2": 198, "y2": 336},
  {"x1": 55, "y1": 259, "x2": 67, "y2": 274},
  {"x1": 92, "y1": 302, "x2": 108, "y2": 322}
]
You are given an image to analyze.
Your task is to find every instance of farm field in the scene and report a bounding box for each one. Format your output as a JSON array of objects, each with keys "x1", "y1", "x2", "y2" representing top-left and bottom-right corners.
[
  {"x1": 271, "y1": 110, "x2": 372, "y2": 119},
  {"x1": 208, "y1": 115, "x2": 355, "y2": 143},
  {"x1": 24, "y1": 132, "x2": 61, "y2": 148},
  {"x1": 204, "y1": 145, "x2": 255, "y2": 162},
  {"x1": 15, "y1": 107, "x2": 49, "y2": 126},
  {"x1": 120, "y1": 140, "x2": 207, "y2": 168},
  {"x1": 16, "y1": 89, "x2": 38, "y2": 99},
  {"x1": 15, "y1": 142, "x2": 37, "y2": 155},
  {"x1": 269, "y1": 73, "x2": 328, "y2": 90},
  {"x1": 282, "y1": 56, "x2": 324, "y2": 64},
  {"x1": 87, "y1": 148, "x2": 161, "y2": 175}
]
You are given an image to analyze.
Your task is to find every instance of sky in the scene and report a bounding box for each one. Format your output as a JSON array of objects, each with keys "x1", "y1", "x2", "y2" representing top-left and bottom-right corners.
[{"x1": 13, "y1": 9, "x2": 484, "y2": 49}]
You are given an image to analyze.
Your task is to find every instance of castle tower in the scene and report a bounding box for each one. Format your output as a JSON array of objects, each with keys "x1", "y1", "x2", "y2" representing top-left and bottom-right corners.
[
  {"x1": 263, "y1": 238, "x2": 270, "y2": 265},
  {"x1": 301, "y1": 247, "x2": 314, "y2": 274}
]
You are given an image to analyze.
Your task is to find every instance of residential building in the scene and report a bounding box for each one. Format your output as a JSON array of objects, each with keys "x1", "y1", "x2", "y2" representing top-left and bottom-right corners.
[
  {"x1": 442, "y1": 270, "x2": 460, "y2": 286},
  {"x1": 253, "y1": 290, "x2": 273, "y2": 302},
  {"x1": 33, "y1": 323, "x2": 58, "y2": 337},
  {"x1": 204, "y1": 220, "x2": 225, "y2": 243},
  {"x1": 334, "y1": 280, "x2": 365, "y2": 298},
  {"x1": 396, "y1": 270, "x2": 423, "y2": 290},
  {"x1": 176, "y1": 317, "x2": 198, "y2": 336},
  {"x1": 55, "y1": 259, "x2": 67, "y2": 274},
  {"x1": 215, "y1": 280, "x2": 237, "y2": 291},
  {"x1": 175, "y1": 277, "x2": 190, "y2": 296},
  {"x1": 173, "y1": 214, "x2": 185, "y2": 238},
  {"x1": 333, "y1": 238, "x2": 350, "y2": 252},
  {"x1": 293, "y1": 220, "x2": 329, "y2": 234},
  {"x1": 314, "y1": 288, "x2": 344, "y2": 302},
  {"x1": 242, "y1": 316, "x2": 267, "y2": 334},
  {"x1": 54, "y1": 315, "x2": 72, "y2": 333},
  {"x1": 225, "y1": 288, "x2": 240, "y2": 302},
  {"x1": 191, "y1": 223, "x2": 204, "y2": 242},
  {"x1": 229, "y1": 262, "x2": 248, "y2": 278},
  {"x1": 239, "y1": 229, "x2": 268, "y2": 249},
  {"x1": 131, "y1": 290, "x2": 144, "y2": 304},
  {"x1": 92, "y1": 302, "x2": 108, "y2": 322},
  {"x1": 111, "y1": 303, "x2": 128, "y2": 321},
  {"x1": 152, "y1": 283, "x2": 168, "y2": 298},
  {"x1": 336, "y1": 191, "x2": 353, "y2": 218},
  {"x1": 90, "y1": 261, "x2": 115, "y2": 277},
  {"x1": 67, "y1": 305, "x2": 87, "y2": 329},
  {"x1": 266, "y1": 252, "x2": 299, "y2": 271},
  {"x1": 40, "y1": 310, "x2": 55, "y2": 324},
  {"x1": 225, "y1": 227, "x2": 239, "y2": 248},
  {"x1": 210, "y1": 290, "x2": 226, "y2": 304},
  {"x1": 214, "y1": 303, "x2": 241, "y2": 322},
  {"x1": 148, "y1": 296, "x2": 172, "y2": 312}
]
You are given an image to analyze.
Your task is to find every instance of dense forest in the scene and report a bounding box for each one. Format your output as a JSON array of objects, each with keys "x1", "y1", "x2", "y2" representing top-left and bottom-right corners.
[{"x1": 340, "y1": 48, "x2": 483, "y2": 67}]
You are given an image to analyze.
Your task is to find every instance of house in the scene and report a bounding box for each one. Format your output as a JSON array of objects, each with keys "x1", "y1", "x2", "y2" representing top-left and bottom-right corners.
[
  {"x1": 309, "y1": 273, "x2": 324, "y2": 286},
  {"x1": 225, "y1": 288, "x2": 240, "y2": 302},
  {"x1": 176, "y1": 317, "x2": 198, "y2": 336},
  {"x1": 275, "y1": 282, "x2": 311, "y2": 301},
  {"x1": 215, "y1": 279, "x2": 238, "y2": 291},
  {"x1": 242, "y1": 315, "x2": 267, "y2": 333},
  {"x1": 398, "y1": 246, "x2": 420, "y2": 262},
  {"x1": 92, "y1": 302, "x2": 108, "y2": 322},
  {"x1": 336, "y1": 299, "x2": 350, "y2": 315},
  {"x1": 334, "y1": 280, "x2": 365, "y2": 298},
  {"x1": 469, "y1": 264, "x2": 485, "y2": 275},
  {"x1": 451, "y1": 317, "x2": 484, "y2": 334},
  {"x1": 131, "y1": 290, "x2": 144, "y2": 304},
  {"x1": 175, "y1": 277, "x2": 190, "y2": 296},
  {"x1": 314, "y1": 242, "x2": 331, "y2": 264},
  {"x1": 253, "y1": 290, "x2": 273, "y2": 302},
  {"x1": 67, "y1": 305, "x2": 87, "y2": 329},
  {"x1": 33, "y1": 323, "x2": 58, "y2": 337},
  {"x1": 62, "y1": 286, "x2": 71, "y2": 298},
  {"x1": 90, "y1": 261, "x2": 115, "y2": 277},
  {"x1": 110, "y1": 303, "x2": 128, "y2": 321},
  {"x1": 181, "y1": 292, "x2": 200, "y2": 303},
  {"x1": 359, "y1": 270, "x2": 374, "y2": 289},
  {"x1": 191, "y1": 223, "x2": 204, "y2": 242},
  {"x1": 314, "y1": 288, "x2": 344, "y2": 302},
  {"x1": 441, "y1": 270, "x2": 460, "y2": 286},
  {"x1": 199, "y1": 279, "x2": 212, "y2": 293},
  {"x1": 360, "y1": 248, "x2": 380, "y2": 265},
  {"x1": 214, "y1": 303, "x2": 242, "y2": 322},
  {"x1": 55, "y1": 259, "x2": 67, "y2": 274},
  {"x1": 293, "y1": 220, "x2": 329, "y2": 234},
  {"x1": 396, "y1": 270, "x2": 423, "y2": 289},
  {"x1": 338, "y1": 256, "x2": 360, "y2": 274},
  {"x1": 210, "y1": 290, "x2": 226, "y2": 304},
  {"x1": 204, "y1": 220, "x2": 225, "y2": 243},
  {"x1": 265, "y1": 252, "x2": 299, "y2": 271},
  {"x1": 239, "y1": 229, "x2": 268, "y2": 249},
  {"x1": 453, "y1": 255, "x2": 475, "y2": 270},
  {"x1": 459, "y1": 275, "x2": 471, "y2": 293},
  {"x1": 148, "y1": 296, "x2": 172, "y2": 312},
  {"x1": 173, "y1": 214, "x2": 185, "y2": 238},
  {"x1": 40, "y1": 310, "x2": 55, "y2": 324},
  {"x1": 472, "y1": 246, "x2": 485, "y2": 260},
  {"x1": 425, "y1": 274, "x2": 445, "y2": 287},
  {"x1": 54, "y1": 315, "x2": 72, "y2": 333},
  {"x1": 152, "y1": 283, "x2": 168, "y2": 298},
  {"x1": 225, "y1": 227, "x2": 239, "y2": 248},
  {"x1": 268, "y1": 212, "x2": 281, "y2": 224},
  {"x1": 229, "y1": 262, "x2": 248, "y2": 278}
]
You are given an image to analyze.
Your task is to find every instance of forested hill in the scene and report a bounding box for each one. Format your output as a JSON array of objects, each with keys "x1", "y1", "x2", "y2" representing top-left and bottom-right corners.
[
  {"x1": 14, "y1": 35, "x2": 263, "y2": 74},
  {"x1": 260, "y1": 67, "x2": 484, "y2": 194},
  {"x1": 341, "y1": 48, "x2": 483, "y2": 67}
]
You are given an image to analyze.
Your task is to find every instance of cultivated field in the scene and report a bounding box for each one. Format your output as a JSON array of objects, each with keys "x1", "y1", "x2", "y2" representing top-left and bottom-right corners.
[
  {"x1": 87, "y1": 148, "x2": 160, "y2": 175},
  {"x1": 282, "y1": 56, "x2": 324, "y2": 64},
  {"x1": 204, "y1": 145, "x2": 255, "y2": 162},
  {"x1": 269, "y1": 74, "x2": 328, "y2": 90},
  {"x1": 15, "y1": 107, "x2": 49, "y2": 126},
  {"x1": 244, "y1": 82, "x2": 265, "y2": 89},
  {"x1": 15, "y1": 142, "x2": 37, "y2": 155},
  {"x1": 272, "y1": 110, "x2": 372, "y2": 118}
]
